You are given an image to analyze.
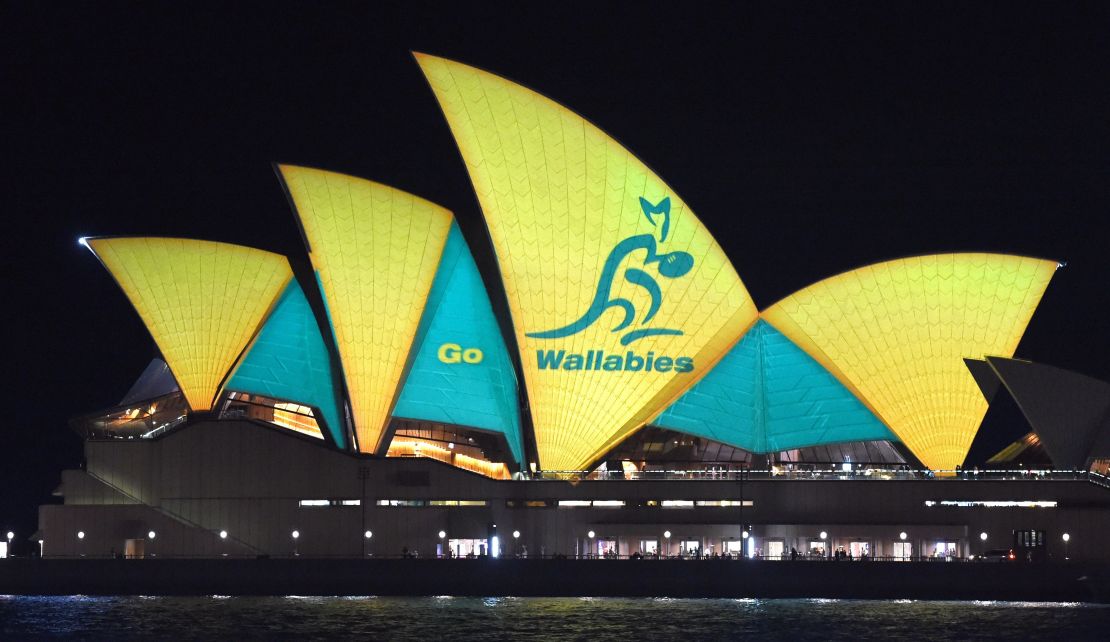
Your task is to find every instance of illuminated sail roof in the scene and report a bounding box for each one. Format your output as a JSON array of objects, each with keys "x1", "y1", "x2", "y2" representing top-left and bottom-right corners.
[
  {"x1": 277, "y1": 164, "x2": 453, "y2": 454},
  {"x1": 84, "y1": 237, "x2": 292, "y2": 411},
  {"x1": 393, "y1": 222, "x2": 525, "y2": 465},
  {"x1": 654, "y1": 320, "x2": 895, "y2": 452},
  {"x1": 762, "y1": 253, "x2": 1058, "y2": 470},
  {"x1": 418, "y1": 54, "x2": 758, "y2": 471},
  {"x1": 225, "y1": 279, "x2": 347, "y2": 448}
]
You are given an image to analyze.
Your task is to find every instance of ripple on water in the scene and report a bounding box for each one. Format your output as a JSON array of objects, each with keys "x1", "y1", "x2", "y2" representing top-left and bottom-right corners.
[{"x1": 0, "y1": 596, "x2": 1108, "y2": 640}]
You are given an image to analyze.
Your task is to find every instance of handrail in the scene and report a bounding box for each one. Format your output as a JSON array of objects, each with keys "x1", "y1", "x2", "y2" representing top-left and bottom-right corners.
[
  {"x1": 531, "y1": 469, "x2": 1105, "y2": 482},
  {"x1": 22, "y1": 553, "x2": 1012, "y2": 562},
  {"x1": 1087, "y1": 471, "x2": 1110, "y2": 489},
  {"x1": 82, "y1": 469, "x2": 262, "y2": 554}
]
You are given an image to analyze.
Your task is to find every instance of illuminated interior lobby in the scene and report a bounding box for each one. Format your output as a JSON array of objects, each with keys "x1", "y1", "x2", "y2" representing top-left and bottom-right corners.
[{"x1": 33, "y1": 54, "x2": 1110, "y2": 563}]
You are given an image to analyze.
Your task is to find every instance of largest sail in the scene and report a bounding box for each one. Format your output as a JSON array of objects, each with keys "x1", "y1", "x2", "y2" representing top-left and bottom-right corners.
[{"x1": 418, "y1": 54, "x2": 758, "y2": 471}]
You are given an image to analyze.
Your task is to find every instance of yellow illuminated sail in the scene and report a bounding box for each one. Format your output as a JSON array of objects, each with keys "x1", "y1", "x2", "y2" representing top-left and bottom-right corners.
[
  {"x1": 85, "y1": 237, "x2": 292, "y2": 411},
  {"x1": 761, "y1": 253, "x2": 1058, "y2": 470},
  {"x1": 277, "y1": 164, "x2": 453, "y2": 453},
  {"x1": 418, "y1": 54, "x2": 758, "y2": 471}
]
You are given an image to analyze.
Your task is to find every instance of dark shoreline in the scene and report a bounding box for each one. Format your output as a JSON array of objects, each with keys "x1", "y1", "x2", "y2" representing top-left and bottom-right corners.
[{"x1": 1, "y1": 559, "x2": 1107, "y2": 603}]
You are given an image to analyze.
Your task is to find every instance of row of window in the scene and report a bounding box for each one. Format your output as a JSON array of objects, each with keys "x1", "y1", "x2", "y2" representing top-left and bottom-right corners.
[
  {"x1": 298, "y1": 498, "x2": 756, "y2": 509},
  {"x1": 924, "y1": 500, "x2": 1058, "y2": 508},
  {"x1": 509, "y1": 499, "x2": 755, "y2": 509},
  {"x1": 377, "y1": 499, "x2": 488, "y2": 507},
  {"x1": 303, "y1": 498, "x2": 1051, "y2": 510},
  {"x1": 298, "y1": 499, "x2": 361, "y2": 507},
  {"x1": 297, "y1": 499, "x2": 490, "y2": 508}
]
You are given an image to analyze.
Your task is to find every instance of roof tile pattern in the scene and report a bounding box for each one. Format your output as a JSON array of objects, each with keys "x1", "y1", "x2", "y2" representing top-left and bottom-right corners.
[
  {"x1": 418, "y1": 54, "x2": 758, "y2": 471},
  {"x1": 277, "y1": 164, "x2": 452, "y2": 453},
  {"x1": 393, "y1": 222, "x2": 525, "y2": 465},
  {"x1": 654, "y1": 320, "x2": 895, "y2": 452},
  {"x1": 225, "y1": 279, "x2": 347, "y2": 448},
  {"x1": 87, "y1": 237, "x2": 291, "y2": 411},
  {"x1": 762, "y1": 254, "x2": 1057, "y2": 470}
]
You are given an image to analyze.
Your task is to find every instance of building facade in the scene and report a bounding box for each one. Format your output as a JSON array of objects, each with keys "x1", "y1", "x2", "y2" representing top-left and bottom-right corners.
[
  {"x1": 39, "y1": 54, "x2": 1110, "y2": 561},
  {"x1": 42, "y1": 420, "x2": 1110, "y2": 561}
]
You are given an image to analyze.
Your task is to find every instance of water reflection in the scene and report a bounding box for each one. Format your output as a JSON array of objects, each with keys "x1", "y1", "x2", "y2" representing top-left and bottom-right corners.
[{"x1": 0, "y1": 596, "x2": 1106, "y2": 640}]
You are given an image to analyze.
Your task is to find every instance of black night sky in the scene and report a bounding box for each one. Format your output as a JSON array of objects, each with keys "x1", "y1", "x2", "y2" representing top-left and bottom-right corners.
[{"x1": 2, "y1": 2, "x2": 1108, "y2": 543}]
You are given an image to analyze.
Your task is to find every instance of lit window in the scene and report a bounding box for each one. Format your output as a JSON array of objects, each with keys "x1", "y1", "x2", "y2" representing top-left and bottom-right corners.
[
  {"x1": 273, "y1": 402, "x2": 323, "y2": 437},
  {"x1": 925, "y1": 500, "x2": 1058, "y2": 508},
  {"x1": 376, "y1": 499, "x2": 487, "y2": 507},
  {"x1": 299, "y1": 499, "x2": 360, "y2": 507},
  {"x1": 555, "y1": 500, "x2": 624, "y2": 508},
  {"x1": 225, "y1": 392, "x2": 324, "y2": 439},
  {"x1": 385, "y1": 438, "x2": 511, "y2": 480},
  {"x1": 660, "y1": 500, "x2": 695, "y2": 508},
  {"x1": 376, "y1": 499, "x2": 427, "y2": 507}
]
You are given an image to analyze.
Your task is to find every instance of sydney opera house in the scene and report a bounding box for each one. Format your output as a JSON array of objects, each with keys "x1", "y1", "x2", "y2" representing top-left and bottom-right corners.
[{"x1": 36, "y1": 54, "x2": 1110, "y2": 563}]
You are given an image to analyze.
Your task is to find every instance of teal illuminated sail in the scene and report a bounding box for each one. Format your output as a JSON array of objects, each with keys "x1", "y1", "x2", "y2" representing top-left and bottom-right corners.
[
  {"x1": 226, "y1": 280, "x2": 347, "y2": 447},
  {"x1": 394, "y1": 222, "x2": 524, "y2": 465},
  {"x1": 653, "y1": 320, "x2": 895, "y2": 452},
  {"x1": 653, "y1": 321, "x2": 763, "y2": 448}
]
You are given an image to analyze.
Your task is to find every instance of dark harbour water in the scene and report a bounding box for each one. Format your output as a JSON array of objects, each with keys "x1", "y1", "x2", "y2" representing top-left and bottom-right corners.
[{"x1": 2, "y1": 596, "x2": 1108, "y2": 640}]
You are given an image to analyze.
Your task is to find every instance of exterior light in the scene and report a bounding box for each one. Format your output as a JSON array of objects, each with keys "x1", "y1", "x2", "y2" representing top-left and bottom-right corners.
[
  {"x1": 664, "y1": 530, "x2": 671, "y2": 538},
  {"x1": 219, "y1": 530, "x2": 228, "y2": 539},
  {"x1": 980, "y1": 532, "x2": 988, "y2": 541},
  {"x1": 291, "y1": 530, "x2": 300, "y2": 539},
  {"x1": 5, "y1": 532, "x2": 13, "y2": 541},
  {"x1": 513, "y1": 530, "x2": 520, "y2": 539},
  {"x1": 438, "y1": 530, "x2": 446, "y2": 539},
  {"x1": 819, "y1": 531, "x2": 827, "y2": 540},
  {"x1": 364, "y1": 530, "x2": 373, "y2": 539},
  {"x1": 77, "y1": 531, "x2": 86, "y2": 540},
  {"x1": 899, "y1": 532, "x2": 907, "y2": 541},
  {"x1": 1062, "y1": 533, "x2": 1071, "y2": 542},
  {"x1": 587, "y1": 530, "x2": 595, "y2": 539},
  {"x1": 148, "y1": 531, "x2": 156, "y2": 540},
  {"x1": 742, "y1": 531, "x2": 750, "y2": 539},
  {"x1": 448, "y1": 443, "x2": 454, "y2": 449}
]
